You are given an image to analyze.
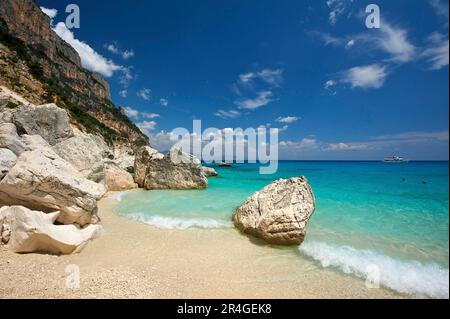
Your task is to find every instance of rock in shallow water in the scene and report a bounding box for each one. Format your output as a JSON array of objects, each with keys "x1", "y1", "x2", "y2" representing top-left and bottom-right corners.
[
  {"x1": 233, "y1": 177, "x2": 316, "y2": 245},
  {"x1": 134, "y1": 147, "x2": 208, "y2": 190},
  {"x1": 202, "y1": 166, "x2": 218, "y2": 177},
  {"x1": 0, "y1": 206, "x2": 103, "y2": 254}
]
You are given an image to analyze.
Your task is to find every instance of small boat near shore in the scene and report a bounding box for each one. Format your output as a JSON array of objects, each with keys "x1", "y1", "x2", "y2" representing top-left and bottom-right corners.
[{"x1": 383, "y1": 156, "x2": 409, "y2": 163}]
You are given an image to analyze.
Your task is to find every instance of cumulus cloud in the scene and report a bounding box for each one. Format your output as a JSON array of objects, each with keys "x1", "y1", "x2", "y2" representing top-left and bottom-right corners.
[
  {"x1": 275, "y1": 116, "x2": 300, "y2": 124},
  {"x1": 324, "y1": 80, "x2": 337, "y2": 89},
  {"x1": 235, "y1": 91, "x2": 274, "y2": 109},
  {"x1": 341, "y1": 64, "x2": 387, "y2": 89},
  {"x1": 137, "y1": 88, "x2": 151, "y2": 101},
  {"x1": 238, "y1": 69, "x2": 283, "y2": 87},
  {"x1": 52, "y1": 22, "x2": 122, "y2": 77},
  {"x1": 215, "y1": 109, "x2": 241, "y2": 119},
  {"x1": 137, "y1": 121, "x2": 157, "y2": 135},
  {"x1": 40, "y1": 7, "x2": 58, "y2": 19},
  {"x1": 159, "y1": 98, "x2": 169, "y2": 107},
  {"x1": 421, "y1": 33, "x2": 449, "y2": 70},
  {"x1": 105, "y1": 42, "x2": 135, "y2": 60},
  {"x1": 122, "y1": 106, "x2": 140, "y2": 118},
  {"x1": 279, "y1": 138, "x2": 318, "y2": 149},
  {"x1": 119, "y1": 90, "x2": 128, "y2": 98},
  {"x1": 142, "y1": 113, "x2": 160, "y2": 119}
]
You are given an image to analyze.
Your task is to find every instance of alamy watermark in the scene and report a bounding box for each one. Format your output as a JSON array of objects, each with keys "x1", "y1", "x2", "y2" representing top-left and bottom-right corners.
[{"x1": 168, "y1": 120, "x2": 279, "y2": 174}]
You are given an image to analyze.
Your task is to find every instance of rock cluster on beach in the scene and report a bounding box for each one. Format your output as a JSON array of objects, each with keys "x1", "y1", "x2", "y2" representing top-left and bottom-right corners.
[
  {"x1": 233, "y1": 177, "x2": 316, "y2": 245},
  {"x1": 0, "y1": 91, "x2": 217, "y2": 254},
  {"x1": 0, "y1": 99, "x2": 139, "y2": 253},
  {"x1": 135, "y1": 146, "x2": 208, "y2": 190}
]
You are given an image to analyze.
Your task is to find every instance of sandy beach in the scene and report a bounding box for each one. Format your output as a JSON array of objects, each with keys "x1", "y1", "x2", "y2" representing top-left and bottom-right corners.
[{"x1": 0, "y1": 192, "x2": 404, "y2": 299}]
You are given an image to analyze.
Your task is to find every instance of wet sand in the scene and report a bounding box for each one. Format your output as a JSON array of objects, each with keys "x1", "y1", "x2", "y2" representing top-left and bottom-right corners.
[{"x1": 0, "y1": 194, "x2": 404, "y2": 299}]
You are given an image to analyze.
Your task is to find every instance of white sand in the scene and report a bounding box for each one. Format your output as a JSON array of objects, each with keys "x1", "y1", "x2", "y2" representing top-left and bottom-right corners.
[{"x1": 0, "y1": 194, "x2": 404, "y2": 299}]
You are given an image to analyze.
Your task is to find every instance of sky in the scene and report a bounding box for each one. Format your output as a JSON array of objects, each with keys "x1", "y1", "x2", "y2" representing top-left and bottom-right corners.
[{"x1": 37, "y1": 0, "x2": 449, "y2": 160}]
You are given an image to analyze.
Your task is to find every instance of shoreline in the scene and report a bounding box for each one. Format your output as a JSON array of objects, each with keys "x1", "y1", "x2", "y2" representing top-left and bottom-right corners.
[{"x1": 0, "y1": 192, "x2": 404, "y2": 299}]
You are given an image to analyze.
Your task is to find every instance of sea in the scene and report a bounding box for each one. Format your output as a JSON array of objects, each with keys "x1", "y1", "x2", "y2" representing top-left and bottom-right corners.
[{"x1": 113, "y1": 161, "x2": 449, "y2": 298}]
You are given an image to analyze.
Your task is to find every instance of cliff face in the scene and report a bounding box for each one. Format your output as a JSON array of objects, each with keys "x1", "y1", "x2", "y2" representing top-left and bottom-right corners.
[{"x1": 0, "y1": 0, "x2": 148, "y2": 147}]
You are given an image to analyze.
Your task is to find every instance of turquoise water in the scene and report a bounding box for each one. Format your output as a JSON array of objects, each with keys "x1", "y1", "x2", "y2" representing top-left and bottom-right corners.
[{"x1": 114, "y1": 161, "x2": 449, "y2": 298}]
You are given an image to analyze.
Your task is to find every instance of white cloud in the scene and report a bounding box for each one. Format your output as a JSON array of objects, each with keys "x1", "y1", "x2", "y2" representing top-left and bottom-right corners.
[
  {"x1": 122, "y1": 106, "x2": 139, "y2": 119},
  {"x1": 280, "y1": 138, "x2": 318, "y2": 149},
  {"x1": 142, "y1": 113, "x2": 160, "y2": 119},
  {"x1": 326, "y1": 142, "x2": 369, "y2": 151},
  {"x1": 105, "y1": 43, "x2": 120, "y2": 55},
  {"x1": 377, "y1": 23, "x2": 416, "y2": 63},
  {"x1": 159, "y1": 98, "x2": 169, "y2": 107},
  {"x1": 324, "y1": 80, "x2": 337, "y2": 89},
  {"x1": 429, "y1": 0, "x2": 449, "y2": 20},
  {"x1": 239, "y1": 72, "x2": 256, "y2": 85},
  {"x1": 122, "y1": 50, "x2": 135, "y2": 60},
  {"x1": 257, "y1": 69, "x2": 283, "y2": 87},
  {"x1": 276, "y1": 116, "x2": 300, "y2": 124},
  {"x1": 105, "y1": 43, "x2": 135, "y2": 60},
  {"x1": 372, "y1": 130, "x2": 449, "y2": 142},
  {"x1": 345, "y1": 39, "x2": 355, "y2": 49},
  {"x1": 326, "y1": 0, "x2": 352, "y2": 25},
  {"x1": 119, "y1": 90, "x2": 128, "y2": 98},
  {"x1": 137, "y1": 88, "x2": 151, "y2": 101},
  {"x1": 40, "y1": 7, "x2": 58, "y2": 19},
  {"x1": 237, "y1": 68, "x2": 283, "y2": 87},
  {"x1": 421, "y1": 33, "x2": 449, "y2": 70},
  {"x1": 214, "y1": 109, "x2": 241, "y2": 119},
  {"x1": 235, "y1": 91, "x2": 273, "y2": 109},
  {"x1": 52, "y1": 22, "x2": 122, "y2": 77},
  {"x1": 119, "y1": 66, "x2": 134, "y2": 87},
  {"x1": 137, "y1": 121, "x2": 157, "y2": 135},
  {"x1": 341, "y1": 64, "x2": 387, "y2": 89}
]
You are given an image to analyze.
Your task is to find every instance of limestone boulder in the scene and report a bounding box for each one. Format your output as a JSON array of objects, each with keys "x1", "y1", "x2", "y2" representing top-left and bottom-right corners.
[
  {"x1": 202, "y1": 166, "x2": 218, "y2": 177},
  {"x1": 53, "y1": 129, "x2": 110, "y2": 182},
  {"x1": 0, "y1": 206, "x2": 103, "y2": 254},
  {"x1": 0, "y1": 147, "x2": 106, "y2": 226},
  {"x1": 103, "y1": 162, "x2": 138, "y2": 191},
  {"x1": 134, "y1": 147, "x2": 208, "y2": 190},
  {"x1": 233, "y1": 177, "x2": 316, "y2": 245},
  {"x1": 134, "y1": 146, "x2": 164, "y2": 187},
  {"x1": 0, "y1": 123, "x2": 26, "y2": 155},
  {"x1": 0, "y1": 148, "x2": 17, "y2": 180},
  {"x1": 12, "y1": 103, "x2": 74, "y2": 146}
]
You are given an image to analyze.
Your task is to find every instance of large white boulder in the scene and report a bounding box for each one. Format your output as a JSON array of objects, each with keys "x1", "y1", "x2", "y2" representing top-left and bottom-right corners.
[
  {"x1": 103, "y1": 162, "x2": 137, "y2": 191},
  {"x1": 233, "y1": 177, "x2": 316, "y2": 245},
  {"x1": 134, "y1": 147, "x2": 208, "y2": 190},
  {"x1": 0, "y1": 148, "x2": 16, "y2": 180},
  {"x1": 53, "y1": 129, "x2": 110, "y2": 182},
  {"x1": 0, "y1": 206, "x2": 103, "y2": 254},
  {"x1": 11, "y1": 103, "x2": 74, "y2": 146},
  {"x1": 0, "y1": 123, "x2": 26, "y2": 155},
  {"x1": 0, "y1": 146, "x2": 106, "y2": 226}
]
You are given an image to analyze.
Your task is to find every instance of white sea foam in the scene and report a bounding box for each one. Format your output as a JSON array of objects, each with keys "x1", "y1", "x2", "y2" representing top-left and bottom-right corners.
[
  {"x1": 299, "y1": 241, "x2": 449, "y2": 299},
  {"x1": 110, "y1": 191, "x2": 129, "y2": 202},
  {"x1": 125, "y1": 212, "x2": 232, "y2": 230}
]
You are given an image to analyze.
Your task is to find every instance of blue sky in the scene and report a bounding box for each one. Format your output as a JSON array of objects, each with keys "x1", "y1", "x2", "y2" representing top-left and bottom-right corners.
[{"x1": 38, "y1": 0, "x2": 449, "y2": 160}]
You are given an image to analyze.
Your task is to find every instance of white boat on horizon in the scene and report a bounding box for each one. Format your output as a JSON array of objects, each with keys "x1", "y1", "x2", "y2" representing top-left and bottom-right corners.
[{"x1": 383, "y1": 156, "x2": 409, "y2": 163}]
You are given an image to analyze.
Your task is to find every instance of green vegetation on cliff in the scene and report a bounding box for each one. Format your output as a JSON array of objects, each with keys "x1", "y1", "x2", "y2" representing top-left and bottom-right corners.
[{"x1": 0, "y1": 18, "x2": 148, "y2": 147}]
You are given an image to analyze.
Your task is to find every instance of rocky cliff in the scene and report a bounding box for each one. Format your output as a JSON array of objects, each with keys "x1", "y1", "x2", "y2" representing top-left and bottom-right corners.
[{"x1": 0, "y1": 0, "x2": 148, "y2": 147}]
